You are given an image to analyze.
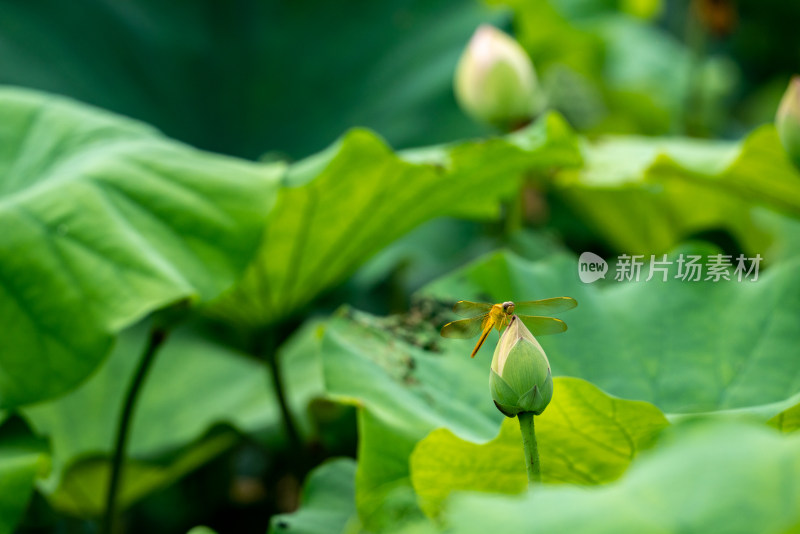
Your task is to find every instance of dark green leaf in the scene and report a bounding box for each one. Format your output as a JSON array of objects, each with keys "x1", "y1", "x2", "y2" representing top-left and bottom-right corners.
[
  {"x1": 0, "y1": 0, "x2": 502, "y2": 159},
  {"x1": 0, "y1": 88, "x2": 280, "y2": 408}
]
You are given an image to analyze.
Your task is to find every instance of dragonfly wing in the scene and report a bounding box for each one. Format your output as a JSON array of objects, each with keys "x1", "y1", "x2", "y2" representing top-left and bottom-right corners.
[
  {"x1": 440, "y1": 316, "x2": 487, "y2": 338},
  {"x1": 514, "y1": 297, "x2": 577, "y2": 316},
  {"x1": 517, "y1": 315, "x2": 568, "y2": 336},
  {"x1": 452, "y1": 300, "x2": 493, "y2": 318}
]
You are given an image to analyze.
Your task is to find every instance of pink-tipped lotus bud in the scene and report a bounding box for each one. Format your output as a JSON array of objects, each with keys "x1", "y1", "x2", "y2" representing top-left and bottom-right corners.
[
  {"x1": 454, "y1": 25, "x2": 541, "y2": 128},
  {"x1": 776, "y1": 76, "x2": 800, "y2": 168}
]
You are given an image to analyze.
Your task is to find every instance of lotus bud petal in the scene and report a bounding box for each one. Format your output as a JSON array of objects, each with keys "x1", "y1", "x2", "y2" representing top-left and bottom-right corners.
[{"x1": 489, "y1": 316, "x2": 553, "y2": 417}]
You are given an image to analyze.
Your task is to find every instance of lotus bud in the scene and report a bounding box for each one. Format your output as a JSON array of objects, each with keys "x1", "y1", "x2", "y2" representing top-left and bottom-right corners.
[
  {"x1": 489, "y1": 316, "x2": 553, "y2": 417},
  {"x1": 776, "y1": 76, "x2": 800, "y2": 168},
  {"x1": 454, "y1": 25, "x2": 540, "y2": 128}
]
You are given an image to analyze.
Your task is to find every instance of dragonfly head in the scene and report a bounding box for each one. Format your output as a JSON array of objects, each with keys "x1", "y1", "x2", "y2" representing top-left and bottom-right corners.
[{"x1": 501, "y1": 301, "x2": 515, "y2": 315}]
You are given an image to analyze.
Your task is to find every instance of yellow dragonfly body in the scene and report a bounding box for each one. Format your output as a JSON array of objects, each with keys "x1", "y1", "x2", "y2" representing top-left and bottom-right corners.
[{"x1": 440, "y1": 298, "x2": 577, "y2": 358}]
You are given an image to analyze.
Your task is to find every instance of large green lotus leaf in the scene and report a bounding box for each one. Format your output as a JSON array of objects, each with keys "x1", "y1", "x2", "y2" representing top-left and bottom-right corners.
[
  {"x1": 668, "y1": 389, "x2": 800, "y2": 429},
  {"x1": 410, "y1": 378, "x2": 668, "y2": 517},
  {"x1": 647, "y1": 125, "x2": 800, "y2": 217},
  {"x1": 443, "y1": 421, "x2": 800, "y2": 534},
  {"x1": 0, "y1": 88, "x2": 281, "y2": 409},
  {"x1": 22, "y1": 319, "x2": 325, "y2": 515},
  {"x1": 752, "y1": 208, "x2": 800, "y2": 263},
  {"x1": 555, "y1": 125, "x2": 800, "y2": 255},
  {"x1": 319, "y1": 315, "x2": 667, "y2": 528},
  {"x1": 0, "y1": 0, "x2": 502, "y2": 159},
  {"x1": 321, "y1": 313, "x2": 499, "y2": 441},
  {"x1": 44, "y1": 431, "x2": 235, "y2": 517},
  {"x1": 320, "y1": 313, "x2": 500, "y2": 529},
  {"x1": 210, "y1": 113, "x2": 581, "y2": 328},
  {"x1": 0, "y1": 418, "x2": 49, "y2": 534},
  {"x1": 268, "y1": 458, "x2": 357, "y2": 534},
  {"x1": 351, "y1": 409, "x2": 430, "y2": 532},
  {"x1": 768, "y1": 401, "x2": 800, "y2": 433},
  {"x1": 411, "y1": 418, "x2": 528, "y2": 520},
  {"x1": 421, "y1": 250, "x2": 800, "y2": 415}
]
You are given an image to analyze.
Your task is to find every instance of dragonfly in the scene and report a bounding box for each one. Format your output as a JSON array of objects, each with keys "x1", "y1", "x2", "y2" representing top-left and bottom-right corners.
[{"x1": 440, "y1": 298, "x2": 577, "y2": 358}]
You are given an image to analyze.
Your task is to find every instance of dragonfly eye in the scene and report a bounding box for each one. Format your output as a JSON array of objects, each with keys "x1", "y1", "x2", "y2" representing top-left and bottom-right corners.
[{"x1": 502, "y1": 301, "x2": 515, "y2": 314}]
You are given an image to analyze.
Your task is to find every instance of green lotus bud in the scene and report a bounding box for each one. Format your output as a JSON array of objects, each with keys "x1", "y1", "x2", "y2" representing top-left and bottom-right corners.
[
  {"x1": 776, "y1": 76, "x2": 800, "y2": 168},
  {"x1": 454, "y1": 25, "x2": 540, "y2": 128},
  {"x1": 489, "y1": 316, "x2": 553, "y2": 417}
]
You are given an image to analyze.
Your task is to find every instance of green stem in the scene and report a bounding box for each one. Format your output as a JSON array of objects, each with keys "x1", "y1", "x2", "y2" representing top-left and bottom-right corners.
[
  {"x1": 256, "y1": 331, "x2": 301, "y2": 451},
  {"x1": 102, "y1": 326, "x2": 169, "y2": 534},
  {"x1": 267, "y1": 348, "x2": 301, "y2": 450},
  {"x1": 518, "y1": 412, "x2": 541, "y2": 483}
]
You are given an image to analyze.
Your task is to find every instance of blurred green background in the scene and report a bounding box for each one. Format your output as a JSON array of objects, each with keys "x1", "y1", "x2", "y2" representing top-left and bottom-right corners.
[
  {"x1": 1, "y1": 0, "x2": 800, "y2": 533},
  {"x1": 2, "y1": 0, "x2": 798, "y2": 160}
]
